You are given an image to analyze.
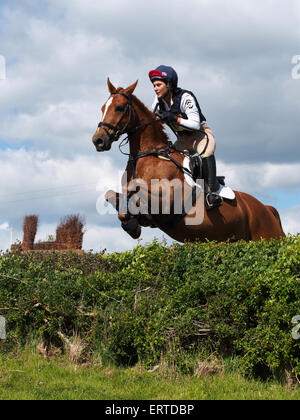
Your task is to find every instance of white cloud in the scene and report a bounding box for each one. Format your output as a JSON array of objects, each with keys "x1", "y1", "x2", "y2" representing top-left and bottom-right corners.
[
  {"x1": 0, "y1": 100, "x2": 98, "y2": 156},
  {"x1": 1, "y1": 0, "x2": 300, "y2": 162},
  {"x1": 218, "y1": 161, "x2": 300, "y2": 193},
  {"x1": 0, "y1": 148, "x2": 298, "y2": 253},
  {"x1": 0, "y1": 148, "x2": 123, "y2": 228},
  {"x1": 0, "y1": 0, "x2": 299, "y2": 251},
  {"x1": 280, "y1": 206, "x2": 300, "y2": 236},
  {"x1": 83, "y1": 224, "x2": 173, "y2": 253},
  {"x1": 0, "y1": 230, "x2": 11, "y2": 252},
  {"x1": 0, "y1": 222, "x2": 9, "y2": 231}
]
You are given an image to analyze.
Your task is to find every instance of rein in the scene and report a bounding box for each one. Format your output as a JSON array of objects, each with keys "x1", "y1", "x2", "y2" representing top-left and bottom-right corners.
[
  {"x1": 99, "y1": 91, "x2": 193, "y2": 177},
  {"x1": 99, "y1": 91, "x2": 198, "y2": 229},
  {"x1": 125, "y1": 141, "x2": 194, "y2": 181},
  {"x1": 98, "y1": 91, "x2": 166, "y2": 145},
  {"x1": 124, "y1": 141, "x2": 198, "y2": 230}
]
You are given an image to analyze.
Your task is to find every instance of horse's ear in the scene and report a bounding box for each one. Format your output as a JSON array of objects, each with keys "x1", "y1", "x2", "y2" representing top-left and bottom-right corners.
[
  {"x1": 125, "y1": 80, "x2": 138, "y2": 96},
  {"x1": 107, "y1": 78, "x2": 116, "y2": 94}
]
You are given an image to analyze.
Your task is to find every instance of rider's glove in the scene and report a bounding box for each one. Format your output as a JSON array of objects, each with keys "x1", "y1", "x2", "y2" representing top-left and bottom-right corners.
[{"x1": 160, "y1": 111, "x2": 178, "y2": 123}]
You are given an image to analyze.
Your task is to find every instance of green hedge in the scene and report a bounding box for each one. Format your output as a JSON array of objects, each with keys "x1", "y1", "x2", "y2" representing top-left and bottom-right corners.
[{"x1": 0, "y1": 236, "x2": 299, "y2": 379}]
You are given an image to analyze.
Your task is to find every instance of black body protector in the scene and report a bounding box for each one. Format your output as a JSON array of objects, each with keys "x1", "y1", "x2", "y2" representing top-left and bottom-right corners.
[
  {"x1": 154, "y1": 88, "x2": 206, "y2": 136},
  {"x1": 155, "y1": 88, "x2": 223, "y2": 209}
]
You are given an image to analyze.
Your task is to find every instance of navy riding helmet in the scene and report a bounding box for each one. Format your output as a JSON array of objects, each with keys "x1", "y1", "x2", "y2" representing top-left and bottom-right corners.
[{"x1": 149, "y1": 65, "x2": 178, "y2": 89}]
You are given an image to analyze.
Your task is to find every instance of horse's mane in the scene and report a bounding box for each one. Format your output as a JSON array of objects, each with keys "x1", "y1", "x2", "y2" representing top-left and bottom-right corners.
[
  {"x1": 132, "y1": 95, "x2": 169, "y2": 143},
  {"x1": 116, "y1": 87, "x2": 169, "y2": 144}
]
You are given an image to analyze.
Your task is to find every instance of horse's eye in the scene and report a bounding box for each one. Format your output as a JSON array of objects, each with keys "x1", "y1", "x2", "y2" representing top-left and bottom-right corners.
[{"x1": 115, "y1": 105, "x2": 125, "y2": 112}]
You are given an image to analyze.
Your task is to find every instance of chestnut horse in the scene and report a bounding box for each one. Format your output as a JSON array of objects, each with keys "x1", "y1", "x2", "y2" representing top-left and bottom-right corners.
[{"x1": 92, "y1": 79, "x2": 285, "y2": 243}]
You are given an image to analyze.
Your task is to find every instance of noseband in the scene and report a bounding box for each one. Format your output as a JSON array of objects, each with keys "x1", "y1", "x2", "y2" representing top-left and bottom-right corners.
[{"x1": 98, "y1": 91, "x2": 133, "y2": 143}]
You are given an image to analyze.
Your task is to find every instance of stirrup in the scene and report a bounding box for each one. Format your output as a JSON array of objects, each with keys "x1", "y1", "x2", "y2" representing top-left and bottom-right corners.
[{"x1": 206, "y1": 192, "x2": 223, "y2": 209}]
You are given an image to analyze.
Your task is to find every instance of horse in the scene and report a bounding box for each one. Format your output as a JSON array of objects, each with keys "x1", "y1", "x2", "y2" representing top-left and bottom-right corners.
[{"x1": 92, "y1": 79, "x2": 285, "y2": 243}]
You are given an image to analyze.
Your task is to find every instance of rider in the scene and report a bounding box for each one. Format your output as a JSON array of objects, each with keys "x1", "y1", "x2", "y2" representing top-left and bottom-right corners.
[{"x1": 149, "y1": 65, "x2": 222, "y2": 208}]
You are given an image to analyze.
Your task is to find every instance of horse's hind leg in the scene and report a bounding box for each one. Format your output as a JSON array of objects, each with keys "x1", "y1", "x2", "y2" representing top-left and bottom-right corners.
[
  {"x1": 265, "y1": 205, "x2": 286, "y2": 237},
  {"x1": 249, "y1": 204, "x2": 286, "y2": 240}
]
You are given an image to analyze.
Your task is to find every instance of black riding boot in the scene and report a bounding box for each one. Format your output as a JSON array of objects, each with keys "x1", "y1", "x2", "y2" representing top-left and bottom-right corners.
[{"x1": 202, "y1": 155, "x2": 223, "y2": 209}]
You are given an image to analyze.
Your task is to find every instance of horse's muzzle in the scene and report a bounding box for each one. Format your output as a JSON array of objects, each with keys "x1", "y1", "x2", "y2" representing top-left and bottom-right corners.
[{"x1": 92, "y1": 136, "x2": 112, "y2": 152}]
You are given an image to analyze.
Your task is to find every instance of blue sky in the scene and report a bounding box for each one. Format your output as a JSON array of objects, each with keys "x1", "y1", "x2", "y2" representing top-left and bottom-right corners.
[
  {"x1": 0, "y1": 0, "x2": 299, "y2": 251},
  {"x1": 267, "y1": 189, "x2": 300, "y2": 209}
]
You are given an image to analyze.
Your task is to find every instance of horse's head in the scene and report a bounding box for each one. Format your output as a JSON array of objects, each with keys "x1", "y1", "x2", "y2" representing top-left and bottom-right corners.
[{"x1": 92, "y1": 78, "x2": 138, "y2": 152}]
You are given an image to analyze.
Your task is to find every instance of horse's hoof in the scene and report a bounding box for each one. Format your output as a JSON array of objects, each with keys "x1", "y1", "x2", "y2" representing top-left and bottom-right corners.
[
  {"x1": 122, "y1": 218, "x2": 141, "y2": 239},
  {"x1": 130, "y1": 225, "x2": 142, "y2": 239}
]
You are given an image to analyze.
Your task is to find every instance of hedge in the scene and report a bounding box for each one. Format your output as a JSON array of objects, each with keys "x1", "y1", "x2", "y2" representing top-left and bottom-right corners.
[{"x1": 0, "y1": 235, "x2": 299, "y2": 379}]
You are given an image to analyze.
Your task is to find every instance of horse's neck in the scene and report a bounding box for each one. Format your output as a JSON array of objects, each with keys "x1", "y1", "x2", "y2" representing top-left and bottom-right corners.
[
  {"x1": 129, "y1": 99, "x2": 168, "y2": 156},
  {"x1": 129, "y1": 127, "x2": 167, "y2": 156}
]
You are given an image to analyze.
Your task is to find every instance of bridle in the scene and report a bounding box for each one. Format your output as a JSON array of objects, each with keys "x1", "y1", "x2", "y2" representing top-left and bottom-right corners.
[
  {"x1": 98, "y1": 90, "x2": 165, "y2": 144},
  {"x1": 97, "y1": 91, "x2": 193, "y2": 179},
  {"x1": 97, "y1": 91, "x2": 134, "y2": 143}
]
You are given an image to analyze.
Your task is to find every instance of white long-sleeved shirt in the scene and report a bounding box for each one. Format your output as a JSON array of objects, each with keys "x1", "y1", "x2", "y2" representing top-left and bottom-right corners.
[{"x1": 151, "y1": 92, "x2": 205, "y2": 132}]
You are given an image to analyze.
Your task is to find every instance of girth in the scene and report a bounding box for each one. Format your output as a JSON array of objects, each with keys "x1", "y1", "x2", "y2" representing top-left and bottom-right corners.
[{"x1": 126, "y1": 144, "x2": 200, "y2": 230}]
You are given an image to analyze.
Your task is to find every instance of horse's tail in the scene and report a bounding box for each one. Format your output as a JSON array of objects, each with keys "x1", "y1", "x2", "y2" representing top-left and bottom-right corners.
[{"x1": 265, "y1": 205, "x2": 285, "y2": 236}]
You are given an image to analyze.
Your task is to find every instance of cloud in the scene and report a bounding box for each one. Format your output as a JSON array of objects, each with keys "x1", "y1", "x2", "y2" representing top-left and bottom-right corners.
[
  {"x1": 218, "y1": 161, "x2": 300, "y2": 194},
  {"x1": 1, "y1": 0, "x2": 300, "y2": 163},
  {"x1": 280, "y1": 206, "x2": 300, "y2": 236},
  {"x1": 0, "y1": 222, "x2": 9, "y2": 231},
  {"x1": 0, "y1": 148, "x2": 298, "y2": 252},
  {"x1": 83, "y1": 224, "x2": 173, "y2": 253},
  {"x1": 0, "y1": 148, "x2": 121, "y2": 229},
  {"x1": 0, "y1": 0, "x2": 299, "y2": 251}
]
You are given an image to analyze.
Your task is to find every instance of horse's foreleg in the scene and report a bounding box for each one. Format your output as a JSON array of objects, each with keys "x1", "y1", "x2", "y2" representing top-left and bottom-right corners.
[
  {"x1": 105, "y1": 190, "x2": 124, "y2": 212},
  {"x1": 120, "y1": 217, "x2": 141, "y2": 239},
  {"x1": 105, "y1": 190, "x2": 142, "y2": 239}
]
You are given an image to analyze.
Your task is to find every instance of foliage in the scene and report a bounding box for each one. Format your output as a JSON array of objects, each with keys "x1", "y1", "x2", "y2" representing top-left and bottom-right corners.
[{"x1": 0, "y1": 236, "x2": 299, "y2": 380}]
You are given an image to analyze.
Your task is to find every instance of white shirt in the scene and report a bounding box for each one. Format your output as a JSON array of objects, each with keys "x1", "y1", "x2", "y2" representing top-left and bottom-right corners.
[{"x1": 151, "y1": 92, "x2": 204, "y2": 132}]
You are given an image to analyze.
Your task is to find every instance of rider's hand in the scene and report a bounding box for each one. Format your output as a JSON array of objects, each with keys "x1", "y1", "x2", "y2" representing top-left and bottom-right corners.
[{"x1": 160, "y1": 111, "x2": 178, "y2": 123}]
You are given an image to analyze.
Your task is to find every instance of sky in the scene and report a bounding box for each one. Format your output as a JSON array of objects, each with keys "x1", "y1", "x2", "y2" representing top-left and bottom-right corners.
[{"x1": 0, "y1": 0, "x2": 299, "y2": 252}]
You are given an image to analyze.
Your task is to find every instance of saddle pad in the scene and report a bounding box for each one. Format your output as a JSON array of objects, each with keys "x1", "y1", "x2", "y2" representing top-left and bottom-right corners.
[{"x1": 183, "y1": 156, "x2": 235, "y2": 200}]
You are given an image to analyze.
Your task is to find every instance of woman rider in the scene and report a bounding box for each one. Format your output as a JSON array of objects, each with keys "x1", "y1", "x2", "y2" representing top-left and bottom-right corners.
[{"x1": 149, "y1": 65, "x2": 223, "y2": 208}]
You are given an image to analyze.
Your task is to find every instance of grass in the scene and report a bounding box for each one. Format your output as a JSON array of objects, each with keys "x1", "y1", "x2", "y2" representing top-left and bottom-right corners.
[{"x1": 0, "y1": 350, "x2": 299, "y2": 400}]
